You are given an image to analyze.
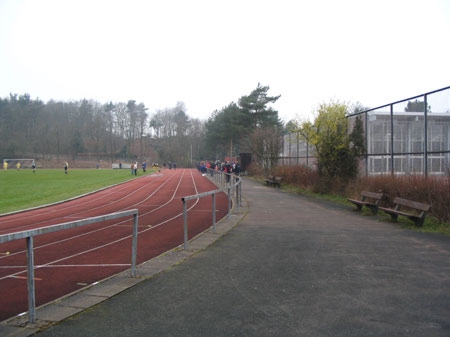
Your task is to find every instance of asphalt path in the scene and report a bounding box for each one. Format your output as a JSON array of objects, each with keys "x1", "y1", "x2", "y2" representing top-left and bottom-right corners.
[{"x1": 29, "y1": 177, "x2": 450, "y2": 337}]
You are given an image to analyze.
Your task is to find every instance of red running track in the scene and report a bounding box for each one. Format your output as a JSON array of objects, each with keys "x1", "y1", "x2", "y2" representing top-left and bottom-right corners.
[{"x1": 0, "y1": 169, "x2": 229, "y2": 322}]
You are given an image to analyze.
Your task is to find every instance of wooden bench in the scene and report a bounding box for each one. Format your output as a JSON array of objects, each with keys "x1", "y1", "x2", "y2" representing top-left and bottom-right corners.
[
  {"x1": 273, "y1": 176, "x2": 282, "y2": 187},
  {"x1": 347, "y1": 191, "x2": 384, "y2": 215},
  {"x1": 379, "y1": 197, "x2": 431, "y2": 226},
  {"x1": 264, "y1": 176, "x2": 282, "y2": 188},
  {"x1": 265, "y1": 175, "x2": 275, "y2": 185}
]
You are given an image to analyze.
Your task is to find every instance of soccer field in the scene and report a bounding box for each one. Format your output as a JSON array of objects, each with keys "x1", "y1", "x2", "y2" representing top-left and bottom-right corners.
[{"x1": 0, "y1": 168, "x2": 151, "y2": 214}]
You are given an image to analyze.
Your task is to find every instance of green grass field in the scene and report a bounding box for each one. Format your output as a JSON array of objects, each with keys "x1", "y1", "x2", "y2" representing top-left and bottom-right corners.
[{"x1": 0, "y1": 168, "x2": 152, "y2": 214}]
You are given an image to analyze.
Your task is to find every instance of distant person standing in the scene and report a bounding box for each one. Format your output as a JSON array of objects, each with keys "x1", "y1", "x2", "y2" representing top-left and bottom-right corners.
[
  {"x1": 64, "y1": 161, "x2": 69, "y2": 174},
  {"x1": 233, "y1": 162, "x2": 241, "y2": 176},
  {"x1": 32, "y1": 160, "x2": 36, "y2": 173},
  {"x1": 225, "y1": 161, "x2": 232, "y2": 183},
  {"x1": 142, "y1": 161, "x2": 147, "y2": 173},
  {"x1": 16, "y1": 162, "x2": 21, "y2": 171},
  {"x1": 3, "y1": 161, "x2": 7, "y2": 171}
]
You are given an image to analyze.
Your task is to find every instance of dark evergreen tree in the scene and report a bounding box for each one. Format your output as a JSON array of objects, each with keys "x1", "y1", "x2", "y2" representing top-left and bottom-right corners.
[{"x1": 238, "y1": 83, "x2": 282, "y2": 128}]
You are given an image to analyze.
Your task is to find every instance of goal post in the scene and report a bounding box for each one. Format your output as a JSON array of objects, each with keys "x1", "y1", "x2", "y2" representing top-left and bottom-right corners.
[{"x1": 3, "y1": 159, "x2": 35, "y2": 169}]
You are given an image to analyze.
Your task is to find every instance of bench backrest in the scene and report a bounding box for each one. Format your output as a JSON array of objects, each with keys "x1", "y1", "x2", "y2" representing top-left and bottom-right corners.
[
  {"x1": 393, "y1": 197, "x2": 431, "y2": 212},
  {"x1": 361, "y1": 191, "x2": 383, "y2": 200}
]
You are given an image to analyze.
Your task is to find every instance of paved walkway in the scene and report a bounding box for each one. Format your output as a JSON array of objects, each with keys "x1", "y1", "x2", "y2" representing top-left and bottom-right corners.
[{"x1": 2, "y1": 177, "x2": 450, "y2": 337}]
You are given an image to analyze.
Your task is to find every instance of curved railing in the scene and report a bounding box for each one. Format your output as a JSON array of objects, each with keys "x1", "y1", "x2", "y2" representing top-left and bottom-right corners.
[{"x1": 180, "y1": 168, "x2": 242, "y2": 250}]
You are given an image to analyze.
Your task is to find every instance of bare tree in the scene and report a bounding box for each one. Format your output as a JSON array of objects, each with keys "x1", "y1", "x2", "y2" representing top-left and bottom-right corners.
[{"x1": 248, "y1": 126, "x2": 282, "y2": 174}]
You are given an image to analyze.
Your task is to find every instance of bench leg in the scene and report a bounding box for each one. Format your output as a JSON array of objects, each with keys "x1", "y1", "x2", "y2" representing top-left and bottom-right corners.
[
  {"x1": 389, "y1": 213, "x2": 399, "y2": 222},
  {"x1": 410, "y1": 216, "x2": 425, "y2": 227},
  {"x1": 368, "y1": 205, "x2": 378, "y2": 215}
]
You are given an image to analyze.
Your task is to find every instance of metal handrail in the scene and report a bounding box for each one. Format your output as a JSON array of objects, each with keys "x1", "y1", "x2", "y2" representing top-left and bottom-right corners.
[
  {"x1": 181, "y1": 169, "x2": 242, "y2": 250},
  {"x1": 0, "y1": 209, "x2": 139, "y2": 323}
]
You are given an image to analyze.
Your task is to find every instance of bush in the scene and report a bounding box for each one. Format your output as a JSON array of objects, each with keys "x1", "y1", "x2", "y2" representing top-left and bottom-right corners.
[
  {"x1": 273, "y1": 165, "x2": 318, "y2": 189},
  {"x1": 246, "y1": 162, "x2": 266, "y2": 177},
  {"x1": 272, "y1": 165, "x2": 348, "y2": 194}
]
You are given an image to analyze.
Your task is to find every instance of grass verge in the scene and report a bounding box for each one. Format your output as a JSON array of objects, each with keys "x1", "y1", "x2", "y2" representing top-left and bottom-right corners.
[{"x1": 280, "y1": 180, "x2": 450, "y2": 236}]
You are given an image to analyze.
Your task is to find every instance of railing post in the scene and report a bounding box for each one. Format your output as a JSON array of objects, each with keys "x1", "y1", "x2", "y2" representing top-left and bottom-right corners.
[
  {"x1": 212, "y1": 193, "x2": 216, "y2": 233},
  {"x1": 239, "y1": 181, "x2": 242, "y2": 207},
  {"x1": 235, "y1": 182, "x2": 240, "y2": 213},
  {"x1": 131, "y1": 213, "x2": 138, "y2": 277},
  {"x1": 26, "y1": 236, "x2": 36, "y2": 324},
  {"x1": 182, "y1": 198, "x2": 188, "y2": 250},
  {"x1": 227, "y1": 188, "x2": 231, "y2": 220}
]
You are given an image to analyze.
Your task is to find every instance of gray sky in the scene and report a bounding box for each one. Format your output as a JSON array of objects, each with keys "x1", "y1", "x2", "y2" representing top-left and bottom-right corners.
[{"x1": 1, "y1": 0, "x2": 449, "y2": 123}]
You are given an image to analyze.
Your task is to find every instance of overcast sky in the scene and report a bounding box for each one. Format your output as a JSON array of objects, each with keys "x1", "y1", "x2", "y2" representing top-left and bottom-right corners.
[{"x1": 1, "y1": 0, "x2": 449, "y2": 123}]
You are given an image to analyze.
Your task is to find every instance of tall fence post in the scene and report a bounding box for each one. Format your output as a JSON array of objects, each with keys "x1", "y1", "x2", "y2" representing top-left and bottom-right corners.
[
  {"x1": 424, "y1": 93, "x2": 428, "y2": 176},
  {"x1": 390, "y1": 103, "x2": 394, "y2": 176}
]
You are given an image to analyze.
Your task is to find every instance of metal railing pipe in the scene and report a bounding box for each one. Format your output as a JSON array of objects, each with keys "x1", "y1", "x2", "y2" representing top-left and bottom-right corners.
[
  {"x1": 181, "y1": 169, "x2": 242, "y2": 249},
  {"x1": 0, "y1": 209, "x2": 139, "y2": 324}
]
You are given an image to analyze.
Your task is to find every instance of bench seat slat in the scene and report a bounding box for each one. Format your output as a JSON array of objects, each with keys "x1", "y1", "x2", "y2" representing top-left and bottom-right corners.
[
  {"x1": 393, "y1": 197, "x2": 431, "y2": 212},
  {"x1": 360, "y1": 191, "x2": 384, "y2": 200}
]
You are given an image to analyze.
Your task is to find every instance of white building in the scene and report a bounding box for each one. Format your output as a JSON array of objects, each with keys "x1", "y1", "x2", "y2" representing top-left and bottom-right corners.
[{"x1": 362, "y1": 110, "x2": 450, "y2": 175}]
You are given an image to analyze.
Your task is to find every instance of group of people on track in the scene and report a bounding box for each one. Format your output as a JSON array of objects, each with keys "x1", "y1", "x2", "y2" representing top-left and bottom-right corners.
[{"x1": 198, "y1": 160, "x2": 241, "y2": 182}]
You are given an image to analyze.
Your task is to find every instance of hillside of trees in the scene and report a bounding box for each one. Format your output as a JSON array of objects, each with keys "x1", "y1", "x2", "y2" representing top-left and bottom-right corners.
[
  {"x1": 0, "y1": 85, "x2": 367, "y2": 180},
  {"x1": 0, "y1": 84, "x2": 284, "y2": 167},
  {"x1": 0, "y1": 94, "x2": 206, "y2": 167}
]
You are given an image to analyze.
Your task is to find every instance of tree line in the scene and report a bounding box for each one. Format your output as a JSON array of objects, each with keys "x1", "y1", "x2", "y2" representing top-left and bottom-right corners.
[
  {"x1": 0, "y1": 94, "x2": 207, "y2": 166},
  {"x1": 1, "y1": 86, "x2": 368, "y2": 182},
  {"x1": 0, "y1": 84, "x2": 285, "y2": 167}
]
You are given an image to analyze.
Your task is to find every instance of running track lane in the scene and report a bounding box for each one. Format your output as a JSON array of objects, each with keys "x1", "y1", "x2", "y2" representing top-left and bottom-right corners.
[{"x1": 0, "y1": 169, "x2": 230, "y2": 322}]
